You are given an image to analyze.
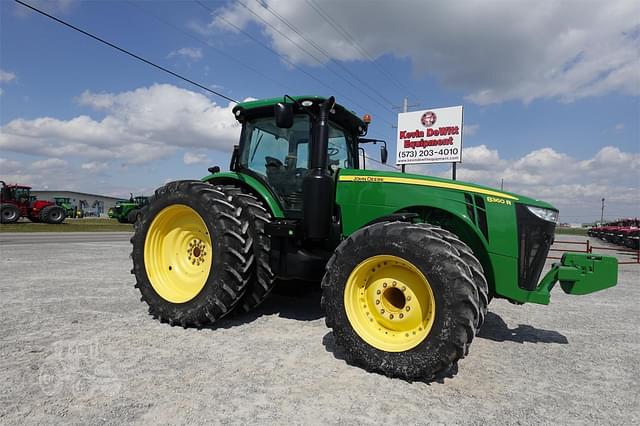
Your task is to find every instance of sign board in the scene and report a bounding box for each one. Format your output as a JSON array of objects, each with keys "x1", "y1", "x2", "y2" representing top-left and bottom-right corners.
[{"x1": 396, "y1": 106, "x2": 463, "y2": 165}]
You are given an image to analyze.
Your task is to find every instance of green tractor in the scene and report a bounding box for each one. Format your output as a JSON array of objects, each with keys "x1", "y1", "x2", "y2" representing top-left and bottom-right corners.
[
  {"x1": 53, "y1": 197, "x2": 75, "y2": 218},
  {"x1": 130, "y1": 96, "x2": 618, "y2": 380},
  {"x1": 108, "y1": 194, "x2": 148, "y2": 223}
]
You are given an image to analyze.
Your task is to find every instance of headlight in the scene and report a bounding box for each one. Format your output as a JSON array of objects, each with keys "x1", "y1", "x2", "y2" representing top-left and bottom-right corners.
[{"x1": 527, "y1": 206, "x2": 559, "y2": 223}]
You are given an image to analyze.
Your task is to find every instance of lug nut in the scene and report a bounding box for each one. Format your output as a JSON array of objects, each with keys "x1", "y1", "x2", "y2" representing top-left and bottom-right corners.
[
  {"x1": 376, "y1": 289, "x2": 381, "y2": 295},
  {"x1": 383, "y1": 282, "x2": 387, "y2": 288},
  {"x1": 380, "y1": 309, "x2": 385, "y2": 314},
  {"x1": 389, "y1": 314, "x2": 394, "y2": 319},
  {"x1": 402, "y1": 286, "x2": 406, "y2": 292},
  {"x1": 375, "y1": 300, "x2": 380, "y2": 305},
  {"x1": 392, "y1": 281, "x2": 397, "y2": 286},
  {"x1": 406, "y1": 296, "x2": 411, "y2": 301},
  {"x1": 399, "y1": 313, "x2": 404, "y2": 319},
  {"x1": 406, "y1": 306, "x2": 410, "y2": 312}
]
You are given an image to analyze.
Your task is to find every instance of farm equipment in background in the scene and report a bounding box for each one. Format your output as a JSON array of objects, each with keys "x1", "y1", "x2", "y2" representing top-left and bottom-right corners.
[
  {"x1": 129, "y1": 95, "x2": 619, "y2": 381},
  {"x1": 589, "y1": 218, "x2": 640, "y2": 249},
  {"x1": 0, "y1": 181, "x2": 66, "y2": 224},
  {"x1": 54, "y1": 197, "x2": 75, "y2": 218},
  {"x1": 108, "y1": 194, "x2": 148, "y2": 223}
]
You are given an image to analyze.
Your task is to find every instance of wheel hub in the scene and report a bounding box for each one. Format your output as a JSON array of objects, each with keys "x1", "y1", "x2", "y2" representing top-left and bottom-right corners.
[
  {"x1": 188, "y1": 239, "x2": 207, "y2": 266},
  {"x1": 344, "y1": 255, "x2": 436, "y2": 352},
  {"x1": 143, "y1": 204, "x2": 213, "y2": 303}
]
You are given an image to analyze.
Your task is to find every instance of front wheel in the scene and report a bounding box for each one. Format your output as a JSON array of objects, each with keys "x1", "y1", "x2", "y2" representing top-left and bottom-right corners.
[
  {"x1": 131, "y1": 180, "x2": 252, "y2": 327},
  {"x1": 322, "y1": 222, "x2": 482, "y2": 380}
]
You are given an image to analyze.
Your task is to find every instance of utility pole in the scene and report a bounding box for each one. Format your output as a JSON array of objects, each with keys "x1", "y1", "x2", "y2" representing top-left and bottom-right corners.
[
  {"x1": 500, "y1": 178, "x2": 504, "y2": 191},
  {"x1": 601, "y1": 198, "x2": 605, "y2": 225},
  {"x1": 393, "y1": 97, "x2": 420, "y2": 173},
  {"x1": 401, "y1": 98, "x2": 408, "y2": 173}
]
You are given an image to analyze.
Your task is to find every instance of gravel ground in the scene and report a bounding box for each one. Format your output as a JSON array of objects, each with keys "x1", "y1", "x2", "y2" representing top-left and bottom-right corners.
[{"x1": 0, "y1": 233, "x2": 638, "y2": 425}]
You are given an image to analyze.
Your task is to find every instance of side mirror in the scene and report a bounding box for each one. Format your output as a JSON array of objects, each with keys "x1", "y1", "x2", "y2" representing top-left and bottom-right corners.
[
  {"x1": 380, "y1": 146, "x2": 388, "y2": 164},
  {"x1": 275, "y1": 102, "x2": 294, "y2": 128}
]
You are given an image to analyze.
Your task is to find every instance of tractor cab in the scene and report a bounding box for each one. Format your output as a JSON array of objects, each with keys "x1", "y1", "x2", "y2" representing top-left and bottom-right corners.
[
  {"x1": 1, "y1": 184, "x2": 32, "y2": 207},
  {"x1": 231, "y1": 96, "x2": 387, "y2": 223},
  {"x1": 232, "y1": 96, "x2": 367, "y2": 215}
]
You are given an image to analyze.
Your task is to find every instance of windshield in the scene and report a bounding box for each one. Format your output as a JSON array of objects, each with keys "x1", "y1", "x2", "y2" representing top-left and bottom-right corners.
[{"x1": 239, "y1": 115, "x2": 354, "y2": 211}]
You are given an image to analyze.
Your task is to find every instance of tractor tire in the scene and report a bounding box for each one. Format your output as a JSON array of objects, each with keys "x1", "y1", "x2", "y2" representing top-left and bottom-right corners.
[
  {"x1": 428, "y1": 227, "x2": 489, "y2": 329},
  {"x1": 40, "y1": 205, "x2": 66, "y2": 224},
  {"x1": 127, "y1": 209, "x2": 142, "y2": 224},
  {"x1": 117, "y1": 217, "x2": 128, "y2": 224},
  {"x1": 219, "y1": 185, "x2": 275, "y2": 313},
  {"x1": 321, "y1": 221, "x2": 482, "y2": 381},
  {"x1": 131, "y1": 180, "x2": 251, "y2": 328},
  {"x1": 1, "y1": 204, "x2": 20, "y2": 224}
]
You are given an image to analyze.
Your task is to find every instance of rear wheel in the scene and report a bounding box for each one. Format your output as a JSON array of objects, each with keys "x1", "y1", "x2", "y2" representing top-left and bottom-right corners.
[
  {"x1": 220, "y1": 185, "x2": 276, "y2": 313},
  {"x1": 1, "y1": 204, "x2": 20, "y2": 224},
  {"x1": 40, "y1": 205, "x2": 66, "y2": 224},
  {"x1": 131, "y1": 180, "x2": 251, "y2": 327},
  {"x1": 322, "y1": 222, "x2": 481, "y2": 380}
]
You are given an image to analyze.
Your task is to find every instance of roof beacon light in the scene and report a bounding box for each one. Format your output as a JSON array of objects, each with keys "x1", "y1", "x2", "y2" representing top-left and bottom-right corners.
[{"x1": 363, "y1": 113, "x2": 372, "y2": 124}]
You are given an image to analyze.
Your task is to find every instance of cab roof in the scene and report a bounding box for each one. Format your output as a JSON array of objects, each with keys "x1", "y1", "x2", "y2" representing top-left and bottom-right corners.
[{"x1": 232, "y1": 95, "x2": 367, "y2": 133}]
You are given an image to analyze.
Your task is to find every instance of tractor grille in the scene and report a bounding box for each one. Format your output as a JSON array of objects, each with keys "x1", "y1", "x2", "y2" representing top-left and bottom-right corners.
[{"x1": 516, "y1": 204, "x2": 556, "y2": 291}]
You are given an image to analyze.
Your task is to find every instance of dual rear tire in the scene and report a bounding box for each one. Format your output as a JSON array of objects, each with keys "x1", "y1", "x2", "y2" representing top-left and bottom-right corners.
[{"x1": 131, "y1": 181, "x2": 275, "y2": 327}]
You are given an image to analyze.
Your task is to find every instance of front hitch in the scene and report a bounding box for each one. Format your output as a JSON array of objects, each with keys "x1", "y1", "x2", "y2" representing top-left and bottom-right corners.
[{"x1": 525, "y1": 253, "x2": 618, "y2": 305}]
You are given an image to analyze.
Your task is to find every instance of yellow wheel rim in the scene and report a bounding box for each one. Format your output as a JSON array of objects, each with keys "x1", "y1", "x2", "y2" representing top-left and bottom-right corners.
[
  {"x1": 344, "y1": 255, "x2": 436, "y2": 352},
  {"x1": 144, "y1": 204, "x2": 212, "y2": 303}
]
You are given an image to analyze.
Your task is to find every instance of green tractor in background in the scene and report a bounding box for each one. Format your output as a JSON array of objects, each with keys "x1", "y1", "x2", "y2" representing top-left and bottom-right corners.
[
  {"x1": 130, "y1": 96, "x2": 618, "y2": 380},
  {"x1": 108, "y1": 194, "x2": 148, "y2": 223},
  {"x1": 54, "y1": 197, "x2": 75, "y2": 218}
]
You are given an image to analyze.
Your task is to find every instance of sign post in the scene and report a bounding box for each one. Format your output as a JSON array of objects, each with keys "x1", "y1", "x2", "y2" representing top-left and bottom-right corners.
[{"x1": 396, "y1": 106, "x2": 463, "y2": 180}]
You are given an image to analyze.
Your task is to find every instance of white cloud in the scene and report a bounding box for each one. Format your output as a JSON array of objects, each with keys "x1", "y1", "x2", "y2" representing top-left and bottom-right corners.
[
  {"x1": 168, "y1": 47, "x2": 203, "y2": 61},
  {"x1": 183, "y1": 152, "x2": 209, "y2": 165},
  {"x1": 0, "y1": 69, "x2": 16, "y2": 83},
  {"x1": 31, "y1": 158, "x2": 68, "y2": 169},
  {"x1": 0, "y1": 158, "x2": 23, "y2": 174},
  {"x1": 81, "y1": 161, "x2": 109, "y2": 173},
  {"x1": 0, "y1": 84, "x2": 241, "y2": 164},
  {"x1": 614, "y1": 123, "x2": 625, "y2": 131},
  {"x1": 211, "y1": 0, "x2": 640, "y2": 104}
]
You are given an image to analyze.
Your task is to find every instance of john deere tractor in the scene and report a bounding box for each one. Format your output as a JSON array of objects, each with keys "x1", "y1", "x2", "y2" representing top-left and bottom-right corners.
[
  {"x1": 108, "y1": 194, "x2": 148, "y2": 223},
  {"x1": 54, "y1": 197, "x2": 75, "y2": 218},
  {"x1": 130, "y1": 96, "x2": 618, "y2": 380}
]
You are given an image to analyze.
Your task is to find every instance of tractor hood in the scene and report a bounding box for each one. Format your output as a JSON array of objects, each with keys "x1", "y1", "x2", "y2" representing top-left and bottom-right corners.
[{"x1": 338, "y1": 169, "x2": 557, "y2": 210}]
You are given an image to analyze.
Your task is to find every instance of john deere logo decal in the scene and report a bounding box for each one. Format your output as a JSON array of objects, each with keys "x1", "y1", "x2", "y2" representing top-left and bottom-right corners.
[{"x1": 421, "y1": 111, "x2": 437, "y2": 127}]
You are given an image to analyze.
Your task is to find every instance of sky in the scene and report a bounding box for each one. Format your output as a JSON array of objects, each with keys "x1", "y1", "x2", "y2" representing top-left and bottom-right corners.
[{"x1": 1, "y1": 0, "x2": 639, "y2": 223}]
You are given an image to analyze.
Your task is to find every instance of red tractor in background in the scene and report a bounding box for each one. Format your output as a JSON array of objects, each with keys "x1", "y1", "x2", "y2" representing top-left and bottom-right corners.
[{"x1": 0, "y1": 181, "x2": 66, "y2": 224}]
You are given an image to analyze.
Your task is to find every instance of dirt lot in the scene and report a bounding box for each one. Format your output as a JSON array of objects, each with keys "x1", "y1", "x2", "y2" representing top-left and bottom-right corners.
[{"x1": 1, "y1": 233, "x2": 638, "y2": 425}]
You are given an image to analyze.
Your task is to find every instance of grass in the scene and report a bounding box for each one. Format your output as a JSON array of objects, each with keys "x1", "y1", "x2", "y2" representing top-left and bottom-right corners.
[
  {"x1": 0, "y1": 218, "x2": 133, "y2": 232},
  {"x1": 556, "y1": 227, "x2": 588, "y2": 236}
]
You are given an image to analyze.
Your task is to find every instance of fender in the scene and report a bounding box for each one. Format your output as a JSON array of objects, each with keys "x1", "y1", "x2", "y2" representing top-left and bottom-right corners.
[{"x1": 201, "y1": 171, "x2": 284, "y2": 218}]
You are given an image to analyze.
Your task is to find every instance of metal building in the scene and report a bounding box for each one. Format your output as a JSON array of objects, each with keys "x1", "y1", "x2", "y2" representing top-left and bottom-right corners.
[{"x1": 31, "y1": 190, "x2": 123, "y2": 217}]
